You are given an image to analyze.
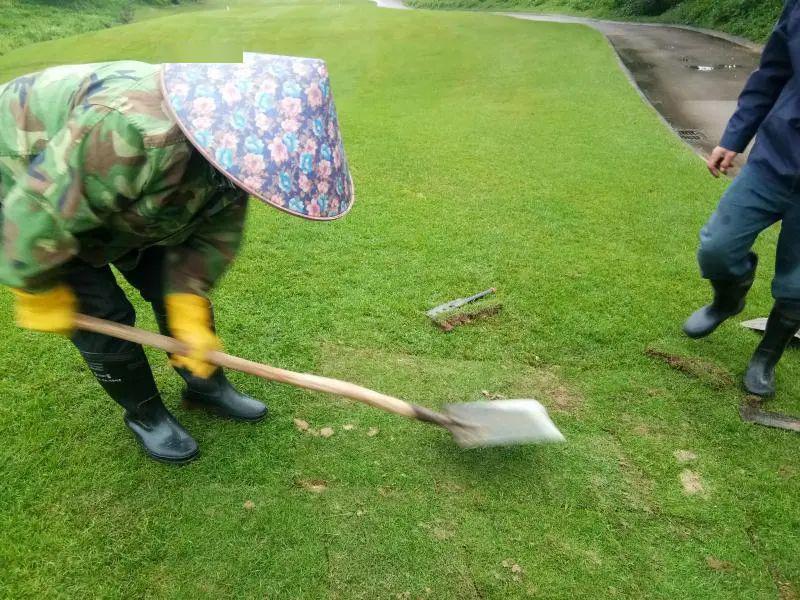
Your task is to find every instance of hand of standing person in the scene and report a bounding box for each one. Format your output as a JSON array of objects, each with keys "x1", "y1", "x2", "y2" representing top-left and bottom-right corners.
[{"x1": 707, "y1": 146, "x2": 739, "y2": 178}]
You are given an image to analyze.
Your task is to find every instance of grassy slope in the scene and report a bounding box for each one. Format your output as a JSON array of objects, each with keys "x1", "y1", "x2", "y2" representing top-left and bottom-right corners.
[
  {"x1": 0, "y1": 0, "x2": 202, "y2": 56},
  {"x1": 0, "y1": 0, "x2": 126, "y2": 55},
  {"x1": 1, "y1": 0, "x2": 798, "y2": 597},
  {"x1": 406, "y1": 0, "x2": 783, "y2": 42},
  {"x1": 660, "y1": 0, "x2": 784, "y2": 41}
]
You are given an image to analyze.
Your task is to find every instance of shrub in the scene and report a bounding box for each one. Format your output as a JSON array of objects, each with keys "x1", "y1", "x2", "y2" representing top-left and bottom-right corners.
[
  {"x1": 615, "y1": 0, "x2": 682, "y2": 16},
  {"x1": 120, "y1": 2, "x2": 136, "y2": 23}
]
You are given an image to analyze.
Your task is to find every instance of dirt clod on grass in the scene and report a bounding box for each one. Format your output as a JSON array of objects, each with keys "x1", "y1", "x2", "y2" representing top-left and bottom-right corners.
[
  {"x1": 296, "y1": 479, "x2": 328, "y2": 494},
  {"x1": 779, "y1": 581, "x2": 798, "y2": 600},
  {"x1": 418, "y1": 520, "x2": 455, "y2": 541},
  {"x1": 674, "y1": 449, "x2": 698, "y2": 463},
  {"x1": 680, "y1": 469, "x2": 708, "y2": 497},
  {"x1": 377, "y1": 485, "x2": 395, "y2": 497},
  {"x1": 434, "y1": 479, "x2": 465, "y2": 494},
  {"x1": 243, "y1": 500, "x2": 256, "y2": 510},
  {"x1": 508, "y1": 367, "x2": 584, "y2": 414},
  {"x1": 501, "y1": 558, "x2": 525, "y2": 582},
  {"x1": 294, "y1": 419, "x2": 335, "y2": 438},
  {"x1": 646, "y1": 348, "x2": 735, "y2": 389},
  {"x1": 432, "y1": 303, "x2": 502, "y2": 332},
  {"x1": 706, "y1": 556, "x2": 734, "y2": 573}
]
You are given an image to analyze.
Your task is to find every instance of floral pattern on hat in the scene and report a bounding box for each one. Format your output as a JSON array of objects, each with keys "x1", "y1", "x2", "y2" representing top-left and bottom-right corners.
[{"x1": 162, "y1": 54, "x2": 353, "y2": 220}]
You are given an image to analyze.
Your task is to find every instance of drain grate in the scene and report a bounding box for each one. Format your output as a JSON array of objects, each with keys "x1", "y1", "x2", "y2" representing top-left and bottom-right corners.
[
  {"x1": 687, "y1": 63, "x2": 745, "y2": 71},
  {"x1": 677, "y1": 128, "x2": 706, "y2": 143}
]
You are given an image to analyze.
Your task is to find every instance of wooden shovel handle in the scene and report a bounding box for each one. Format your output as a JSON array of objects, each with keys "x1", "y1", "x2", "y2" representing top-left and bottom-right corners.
[{"x1": 74, "y1": 314, "x2": 452, "y2": 427}]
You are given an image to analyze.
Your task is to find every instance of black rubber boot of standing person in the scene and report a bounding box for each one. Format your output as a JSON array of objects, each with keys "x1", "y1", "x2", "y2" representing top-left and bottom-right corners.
[
  {"x1": 744, "y1": 301, "x2": 800, "y2": 397},
  {"x1": 80, "y1": 347, "x2": 199, "y2": 464},
  {"x1": 154, "y1": 311, "x2": 268, "y2": 422},
  {"x1": 683, "y1": 253, "x2": 758, "y2": 339}
]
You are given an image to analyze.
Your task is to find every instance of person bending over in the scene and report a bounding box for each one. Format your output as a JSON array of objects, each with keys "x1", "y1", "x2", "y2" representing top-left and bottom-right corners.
[{"x1": 0, "y1": 55, "x2": 353, "y2": 464}]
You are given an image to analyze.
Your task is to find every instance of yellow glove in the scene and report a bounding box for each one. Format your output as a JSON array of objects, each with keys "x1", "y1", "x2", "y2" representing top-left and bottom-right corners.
[
  {"x1": 12, "y1": 285, "x2": 77, "y2": 335},
  {"x1": 165, "y1": 293, "x2": 221, "y2": 379}
]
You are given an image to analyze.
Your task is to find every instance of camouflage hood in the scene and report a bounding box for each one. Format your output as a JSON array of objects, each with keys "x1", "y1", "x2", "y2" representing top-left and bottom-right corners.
[{"x1": 161, "y1": 53, "x2": 354, "y2": 220}]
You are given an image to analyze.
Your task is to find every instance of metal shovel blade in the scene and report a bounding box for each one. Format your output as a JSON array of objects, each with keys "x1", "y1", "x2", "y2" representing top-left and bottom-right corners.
[
  {"x1": 740, "y1": 401, "x2": 800, "y2": 433},
  {"x1": 443, "y1": 399, "x2": 565, "y2": 448},
  {"x1": 741, "y1": 317, "x2": 800, "y2": 342}
]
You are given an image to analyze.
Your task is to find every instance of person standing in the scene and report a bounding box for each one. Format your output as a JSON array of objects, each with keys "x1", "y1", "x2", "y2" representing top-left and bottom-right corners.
[{"x1": 684, "y1": 0, "x2": 800, "y2": 397}]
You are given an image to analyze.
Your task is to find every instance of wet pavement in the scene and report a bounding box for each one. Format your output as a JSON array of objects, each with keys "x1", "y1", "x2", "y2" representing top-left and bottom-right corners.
[
  {"x1": 501, "y1": 13, "x2": 762, "y2": 159},
  {"x1": 371, "y1": 1, "x2": 764, "y2": 163}
]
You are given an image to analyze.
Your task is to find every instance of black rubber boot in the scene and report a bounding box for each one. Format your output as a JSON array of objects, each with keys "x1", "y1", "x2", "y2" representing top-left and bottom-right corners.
[
  {"x1": 80, "y1": 348, "x2": 199, "y2": 464},
  {"x1": 744, "y1": 301, "x2": 800, "y2": 397},
  {"x1": 178, "y1": 368, "x2": 268, "y2": 422},
  {"x1": 683, "y1": 253, "x2": 757, "y2": 339},
  {"x1": 154, "y1": 312, "x2": 268, "y2": 422}
]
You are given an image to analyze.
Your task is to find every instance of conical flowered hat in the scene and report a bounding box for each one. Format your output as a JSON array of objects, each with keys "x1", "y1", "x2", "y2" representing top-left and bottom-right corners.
[{"x1": 161, "y1": 53, "x2": 354, "y2": 220}]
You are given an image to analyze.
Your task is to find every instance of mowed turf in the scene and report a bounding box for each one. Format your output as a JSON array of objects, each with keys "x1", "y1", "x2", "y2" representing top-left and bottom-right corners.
[{"x1": 0, "y1": 1, "x2": 798, "y2": 597}]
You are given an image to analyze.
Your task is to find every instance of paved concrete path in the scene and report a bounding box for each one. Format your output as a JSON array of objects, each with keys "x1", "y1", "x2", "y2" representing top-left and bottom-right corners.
[
  {"x1": 502, "y1": 13, "x2": 761, "y2": 159},
  {"x1": 372, "y1": 1, "x2": 763, "y2": 163}
]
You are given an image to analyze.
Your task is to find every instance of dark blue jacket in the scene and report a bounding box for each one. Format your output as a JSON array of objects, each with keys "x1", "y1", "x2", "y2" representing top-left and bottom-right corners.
[{"x1": 721, "y1": 0, "x2": 800, "y2": 180}]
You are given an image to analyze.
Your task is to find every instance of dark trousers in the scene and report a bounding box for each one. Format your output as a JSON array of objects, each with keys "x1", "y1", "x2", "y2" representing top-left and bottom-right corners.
[
  {"x1": 66, "y1": 247, "x2": 171, "y2": 355},
  {"x1": 699, "y1": 163, "x2": 800, "y2": 301}
]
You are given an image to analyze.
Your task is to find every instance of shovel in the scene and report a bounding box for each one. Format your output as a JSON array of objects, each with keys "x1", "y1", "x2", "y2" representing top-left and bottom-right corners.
[{"x1": 74, "y1": 315, "x2": 565, "y2": 448}]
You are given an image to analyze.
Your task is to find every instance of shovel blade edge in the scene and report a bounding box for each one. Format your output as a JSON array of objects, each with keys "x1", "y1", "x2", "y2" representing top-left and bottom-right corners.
[{"x1": 444, "y1": 399, "x2": 565, "y2": 448}]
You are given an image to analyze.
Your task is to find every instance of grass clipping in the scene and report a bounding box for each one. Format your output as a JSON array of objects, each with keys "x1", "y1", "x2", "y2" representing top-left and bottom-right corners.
[{"x1": 429, "y1": 299, "x2": 502, "y2": 332}]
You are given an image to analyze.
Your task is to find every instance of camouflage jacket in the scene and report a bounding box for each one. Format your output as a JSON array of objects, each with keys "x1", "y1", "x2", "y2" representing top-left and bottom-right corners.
[{"x1": 0, "y1": 61, "x2": 248, "y2": 295}]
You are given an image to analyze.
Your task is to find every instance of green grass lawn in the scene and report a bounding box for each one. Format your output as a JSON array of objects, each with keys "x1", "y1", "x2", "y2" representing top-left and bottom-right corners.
[{"x1": 1, "y1": 1, "x2": 798, "y2": 597}]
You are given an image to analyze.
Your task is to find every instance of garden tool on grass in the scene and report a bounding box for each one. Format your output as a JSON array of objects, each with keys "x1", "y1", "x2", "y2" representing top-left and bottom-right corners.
[
  {"x1": 426, "y1": 288, "x2": 502, "y2": 332},
  {"x1": 739, "y1": 399, "x2": 800, "y2": 433},
  {"x1": 74, "y1": 315, "x2": 565, "y2": 448},
  {"x1": 741, "y1": 317, "x2": 800, "y2": 342},
  {"x1": 738, "y1": 310, "x2": 800, "y2": 433},
  {"x1": 426, "y1": 288, "x2": 497, "y2": 319}
]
